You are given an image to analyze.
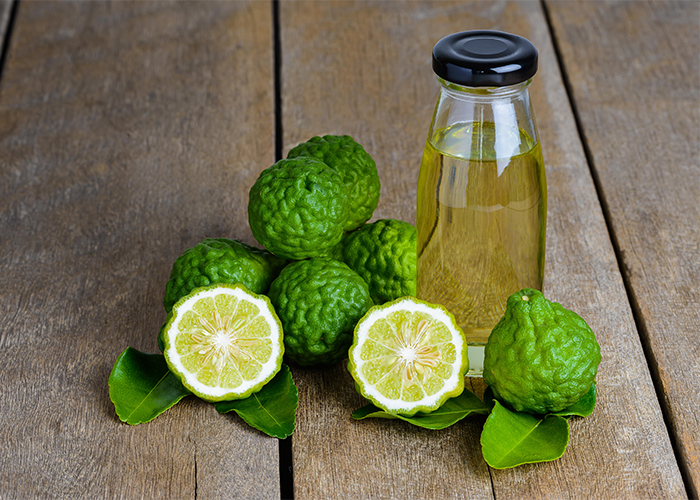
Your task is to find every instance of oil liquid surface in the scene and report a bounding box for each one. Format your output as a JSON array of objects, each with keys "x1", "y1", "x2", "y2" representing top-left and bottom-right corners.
[{"x1": 417, "y1": 121, "x2": 546, "y2": 361}]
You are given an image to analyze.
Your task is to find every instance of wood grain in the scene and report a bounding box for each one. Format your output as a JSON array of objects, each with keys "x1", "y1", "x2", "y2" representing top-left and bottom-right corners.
[
  {"x1": 280, "y1": 1, "x2": 685, "y2": 498},
  {"x1": 0, "y1": 1, "x2": 279, "y2": 498},
  {"x1": 546, "y1": 1, "x2": 699, "y2": 496}
]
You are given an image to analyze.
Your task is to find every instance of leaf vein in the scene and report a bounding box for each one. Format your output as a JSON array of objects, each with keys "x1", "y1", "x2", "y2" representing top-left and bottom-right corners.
[
  {"x1": 125, "y1": 371, "x2": 171, "y2": 420},
  {"x1": 252, "y1": 392, "x2": 282, "y2": 427}
]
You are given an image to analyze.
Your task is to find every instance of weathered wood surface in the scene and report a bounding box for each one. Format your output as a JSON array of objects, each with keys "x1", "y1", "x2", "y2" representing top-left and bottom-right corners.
[
  {"x1": 0, "y1": 1, "x2": 280, "y2": 499},
  {"x1": 0, "y1": 0, "x2": 695, "y2": 498},
  {"x1": 280, "y1": 1, "x2": 685, "y2": 498},
  {"x1": 547, "y1": 1, "x2": 699, "y2": 496}
]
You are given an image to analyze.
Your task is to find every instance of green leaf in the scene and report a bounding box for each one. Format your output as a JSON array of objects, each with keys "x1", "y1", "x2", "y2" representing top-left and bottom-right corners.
[
  {"x1": 214, "y1": 364, "x2": 298, "y2": 438},
  {"x1": 481, "y1": 401, "x2": 569, "y2": 469},
  {"x1": 352, "y1": 388, "x2": 488, "y2": 429},
  {"x1": 552, "y1": 383, "x2": 597, "y2": 418},
  {"x1": 109, "y1": 347, "x2": 191, "y2": 425}
]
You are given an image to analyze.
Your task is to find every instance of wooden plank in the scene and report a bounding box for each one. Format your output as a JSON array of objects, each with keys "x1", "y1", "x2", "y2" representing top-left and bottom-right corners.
[
  {"x1": 546, "y1": 1, "x2": 699, "y2": 496},
  {"x1": 0, "y1": 1, "x2": 279, "y2": 498},
  {"x1": 280, "y1": 1, "x2": 686, "y2": 498}
]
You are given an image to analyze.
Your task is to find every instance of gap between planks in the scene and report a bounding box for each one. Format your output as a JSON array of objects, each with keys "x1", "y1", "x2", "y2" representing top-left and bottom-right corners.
[
  {"x1": 0, "y1": 0, "x2": 19, "y2": 83},
  {"x1": 272, "y1": 2, "x2": 295, "y2": 499}
]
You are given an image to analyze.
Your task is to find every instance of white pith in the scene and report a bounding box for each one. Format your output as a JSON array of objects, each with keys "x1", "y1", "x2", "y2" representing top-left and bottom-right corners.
[
  {"x1": 165, "y1": 287, "x2": 282, "y2": 398},
  {"x1": 351, "y1": 298, "x2": 466, "y2": 412}
]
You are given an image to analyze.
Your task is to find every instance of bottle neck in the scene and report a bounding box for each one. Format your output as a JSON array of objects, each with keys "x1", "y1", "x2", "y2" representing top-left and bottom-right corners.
[
  {"x1": 427, "y1": 76, "x2": 539, "y2": 158},
  {"x1": 437, "y1": 77, "x2": 532, "y2": 102}
]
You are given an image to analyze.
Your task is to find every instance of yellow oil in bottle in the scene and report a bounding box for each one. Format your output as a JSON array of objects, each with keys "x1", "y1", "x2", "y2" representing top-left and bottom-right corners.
[{"x1": 416, "y1": 121, "x2": 546, "y2": 375}]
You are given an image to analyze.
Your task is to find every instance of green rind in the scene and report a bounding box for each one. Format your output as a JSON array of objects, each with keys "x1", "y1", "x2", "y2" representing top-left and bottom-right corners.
[
  {"x1": 267, "y1": 257, "x2": 373, "y2": 367},
  {"x1": 157, "y1": 321, "x2": 167, "y2": 353},
  {"x1": 163, "y1": 238, "x2": 287, "y2": 313},
  {"x1": 341, "y1": 219, "x2": 417, "y2": 304},
  {"x1": 551, "y1": 383, "x2": 597, "y2": 418},
  {"x1": 287, "y1": 134, "x2": 380, "y2": 231},
  {"x1": 348, "y1": 296, "x2": 469, "y2": 417},
  {"x1": 484, "y1": 383, "x2": 597, "y2": 419},
  {"x1": 162, "y1": 283, "x2": 285, "y2": 403},
  {"x1": 483, "y1": 288, "x2": 602, "y2": 414},
  {"x1": 248, "y1": 157, "x2": 350, "y2": 260}
]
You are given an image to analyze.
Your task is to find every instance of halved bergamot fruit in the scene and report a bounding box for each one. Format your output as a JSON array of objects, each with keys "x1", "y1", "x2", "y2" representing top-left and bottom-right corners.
[
  {"x1": 162, "y1": 283, "x2": 284, "y2": 402},
  {"x1": 348, "y1": 296, "x2": 468, "y2": 416}
]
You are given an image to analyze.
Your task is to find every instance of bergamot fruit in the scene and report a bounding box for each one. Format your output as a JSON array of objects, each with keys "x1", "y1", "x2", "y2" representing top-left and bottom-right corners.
[
  {"x1": 267, "y1": 257, "x2": 373, "y2": 367},
  {"x1": 483, "y1": 288, "x2": 602, "y2": 414},
  {"x1": 248, "y1": 157, "x2": 350, "y2": 260},
  {"x1": 287, "y1": 135, "x2": 380, "y2": 231},
  {"x1": 163, "y1": 238, "x2": 287, "y2": 313},
  {"x1": 340, "y1": 219, "x2": 417, "y2": 304},
  {"x1": 161, "y1": 283, "x2": 284, "y2": 402},
  {"x1": 348, "y1": 296, "x2": 468, "y2": 416}
]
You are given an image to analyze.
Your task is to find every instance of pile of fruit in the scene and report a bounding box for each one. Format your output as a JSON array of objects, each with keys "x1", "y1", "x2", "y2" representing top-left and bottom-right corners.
[
  {"x1": 109, "y1": 133, "x2": 602, "y2": 468},
  {"x1": 109, "y1": 134, "x2": 422, "y2": 434},
  {"x1": 161, "y1": 135, "x2": 418, "y2": 374}
]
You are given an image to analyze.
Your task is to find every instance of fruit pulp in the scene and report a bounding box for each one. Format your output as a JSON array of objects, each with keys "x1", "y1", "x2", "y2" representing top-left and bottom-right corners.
[{"x1": 416, "y1": 121, "x2": 546, "y2": 376}]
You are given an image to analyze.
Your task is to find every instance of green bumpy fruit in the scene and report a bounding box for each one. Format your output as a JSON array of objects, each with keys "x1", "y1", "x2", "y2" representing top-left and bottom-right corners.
[
  {"x1": 340, "y1": 219, "x2": 417, "y2": 304},
  {"x1": 248, "y1": 157, "x2": 350, "y2": 260},
  {"x1": 163, "y1": 238, "x2": 287, "y2": 313},
  {"x1": 287, "y1": 135, "x2": 380, "y2": 231},
  {"x1": 267, "y1": 257, "x2": 373, "y2": 367},
  {"x1": 483, "y1": 289, "x2": 602, "y2": 415}
]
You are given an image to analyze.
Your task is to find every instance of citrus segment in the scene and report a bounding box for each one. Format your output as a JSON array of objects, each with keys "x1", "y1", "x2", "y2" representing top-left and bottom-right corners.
[
  {"x1": 162, "y1": 283, "x2": 284, "y2": 402},
  {"x1": 348, "y1": 297, "x2": 468, "y2": 416}
]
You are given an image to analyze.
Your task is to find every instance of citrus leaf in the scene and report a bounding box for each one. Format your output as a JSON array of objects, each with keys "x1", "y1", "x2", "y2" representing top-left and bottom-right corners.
[
  {"x1": 109, "y1": 347, "x2": 191, "y2": 425},
  {"x1": 214, "y1": 364, "x2": 297, "y2": 438},
  {"x1": 551, "y1": 383, "x2": 596, "y2": 418},
  {"x1": 352, "y1": 388, "x2": 488, "y2": 429},
  {"x1": 481, "y1": 401, "x2": 569, "y2": 469}
]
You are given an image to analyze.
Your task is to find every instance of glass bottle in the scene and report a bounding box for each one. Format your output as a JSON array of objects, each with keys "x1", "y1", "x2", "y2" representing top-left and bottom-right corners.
[{"x1": 416, "y1": 31, "x2": 547, "y2": 376}]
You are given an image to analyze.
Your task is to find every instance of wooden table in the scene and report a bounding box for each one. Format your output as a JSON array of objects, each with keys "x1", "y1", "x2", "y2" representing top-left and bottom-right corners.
[{"x1": 0, "y1": 1, "x2": 697, "y2": 498}]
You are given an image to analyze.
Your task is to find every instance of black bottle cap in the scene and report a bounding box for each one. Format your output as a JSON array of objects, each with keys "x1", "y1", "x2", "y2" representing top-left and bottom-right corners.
[{"x1": 432, "y1": 30, "x2": 538, "y2": 87}]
